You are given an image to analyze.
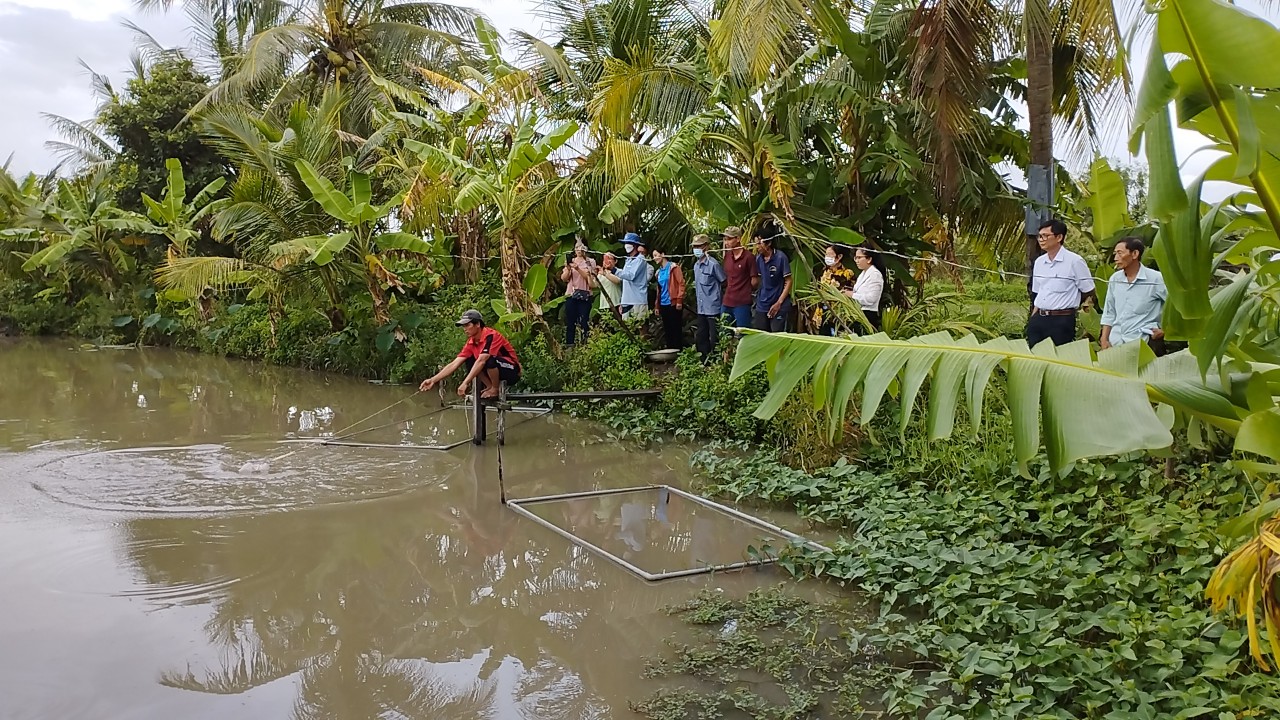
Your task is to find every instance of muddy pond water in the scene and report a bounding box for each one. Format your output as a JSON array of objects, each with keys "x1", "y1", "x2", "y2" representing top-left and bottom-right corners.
[{"x1": 0, "y1": 338, "x2": 825, "y2": 719}]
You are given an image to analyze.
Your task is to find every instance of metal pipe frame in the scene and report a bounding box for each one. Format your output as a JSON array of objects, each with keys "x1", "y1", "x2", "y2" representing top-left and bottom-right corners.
[
  {"x1": 319, "y1": 438, "x2": 474, "y2": 451},
  {"x1": 506, "y1": 484, "x2": 829, "y2": 582}
]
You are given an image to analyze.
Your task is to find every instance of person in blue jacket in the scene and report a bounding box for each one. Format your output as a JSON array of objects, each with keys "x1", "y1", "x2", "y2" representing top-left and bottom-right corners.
[{"x1": 613, "y1": 232, "x2": 652, "y2": 320}]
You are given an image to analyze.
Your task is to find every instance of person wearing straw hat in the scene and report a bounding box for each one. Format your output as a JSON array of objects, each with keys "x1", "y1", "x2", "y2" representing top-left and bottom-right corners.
[
  {"x1": 560, "y1": 238, "x2": 597, "y2": 346},
  {"x1": 690, "y1": 234, "x2": 726, "y2": 361},
  {"x1": 614, "y1": 232, "x2": 652, "y2": 321},
  {"x1": 418, "y1": 309, "x2": 521, "y2": 399}
]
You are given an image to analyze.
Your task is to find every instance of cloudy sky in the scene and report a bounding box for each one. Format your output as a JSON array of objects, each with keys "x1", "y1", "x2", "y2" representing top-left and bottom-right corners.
[{"x1": 0, "y1": 0, "x2": 538, "y2": 174}]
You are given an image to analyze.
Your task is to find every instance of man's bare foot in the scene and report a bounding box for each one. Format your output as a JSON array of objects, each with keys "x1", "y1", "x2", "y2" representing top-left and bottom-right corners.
[{"x1": 480, "y1": 387, "x2": 499, "y2": 399}]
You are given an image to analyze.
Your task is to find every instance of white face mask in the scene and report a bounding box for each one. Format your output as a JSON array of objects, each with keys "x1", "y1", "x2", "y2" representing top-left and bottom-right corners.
[
  {"x1": 824, "y1": 256, "x2": 836, "y2": 267},
  {"x1": 693, "y1": 248, "x2": 705, "y2": 258},
  {"x1": 624, "y1": 243, "x2": 635, "y2": 254}
]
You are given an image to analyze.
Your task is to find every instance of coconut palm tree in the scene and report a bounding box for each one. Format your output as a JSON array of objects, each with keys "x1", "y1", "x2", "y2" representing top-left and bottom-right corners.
[
  {"x1": 716, "y1": 0, "x2": 1129, "y2": 274},
  {"x1": 134, "y1": 0, "x2": 480, "y2": 136},
  {"x1": 573, "y1": 0, "x2": 1029, "y2": 279}
]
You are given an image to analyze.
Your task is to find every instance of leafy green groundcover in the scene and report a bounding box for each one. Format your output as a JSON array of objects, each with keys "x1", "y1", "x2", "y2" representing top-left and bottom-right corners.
[{"x1": 685, "y1": 423, "x2": 1280, "y2": 719}]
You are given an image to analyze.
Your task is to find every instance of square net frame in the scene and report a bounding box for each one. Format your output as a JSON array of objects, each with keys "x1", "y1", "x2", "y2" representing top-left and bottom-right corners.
[{"x1": 506, "y1": 484, "x2": 828, "y2": 581}]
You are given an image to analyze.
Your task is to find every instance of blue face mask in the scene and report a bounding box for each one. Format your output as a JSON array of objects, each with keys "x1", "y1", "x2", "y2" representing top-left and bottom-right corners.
[{"x1": 693, "y1": 248, "x2": 705, "y2": 259}]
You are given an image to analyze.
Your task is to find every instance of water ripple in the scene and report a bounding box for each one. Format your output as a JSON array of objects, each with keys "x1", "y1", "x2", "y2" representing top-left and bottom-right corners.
[{"x1": 29, "y1": 442, "x2": 459, "y2": 515}]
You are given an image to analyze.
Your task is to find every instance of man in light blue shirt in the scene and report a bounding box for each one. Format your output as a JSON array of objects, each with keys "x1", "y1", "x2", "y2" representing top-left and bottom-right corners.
[
  {"x1": 614, "y1": 232, "x2": 652, "y2": 320},
  {"x1": 1100, "y1": 237, "x2": 1167, "y2": 350},
  {"x1": 690, "y1": 234, "x2": 726, "y2": 361}
]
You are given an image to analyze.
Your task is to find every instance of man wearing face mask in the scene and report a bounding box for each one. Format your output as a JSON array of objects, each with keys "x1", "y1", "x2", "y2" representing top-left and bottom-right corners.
[
  {"x1": 614, "y1": 231, "x2": 652, "y2": 320},
  {"x1": 690, "y1": 234, "x2": 726, "y2": 361}
]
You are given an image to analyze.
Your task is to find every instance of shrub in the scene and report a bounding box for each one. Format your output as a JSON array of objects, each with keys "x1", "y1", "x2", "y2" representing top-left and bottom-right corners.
[
  {"x1": 657, "y1": 348, "x2": 771, "y2": 441},
  {"x1": 0, "y1": 277, "x2": 77, "y2": 335},
  {"x1": 566, "y1": 330, "x2": 651, "y2": 391},
  {"x1": 690, "y1": 422, "x2": 1280, "y2": 718}
]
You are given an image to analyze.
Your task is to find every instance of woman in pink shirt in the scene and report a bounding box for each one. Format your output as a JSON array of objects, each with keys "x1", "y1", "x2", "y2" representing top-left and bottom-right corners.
[{"x1": 561, "y1": 239, "x2": 598, "y2": 346}]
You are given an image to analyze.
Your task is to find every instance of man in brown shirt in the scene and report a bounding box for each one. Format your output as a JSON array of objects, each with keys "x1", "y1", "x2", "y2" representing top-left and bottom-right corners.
[{"x1": 719, "y1": 226, "x2": 758, "y2": 328}]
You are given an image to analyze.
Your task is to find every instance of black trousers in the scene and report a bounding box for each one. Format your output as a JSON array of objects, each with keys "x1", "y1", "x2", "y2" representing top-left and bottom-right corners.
[
  {"x1": 564, "y1": 295, "x2": 591, "y2": 346},
  {"x1": 695, "y1": 314, "x2": 718, "y2": 359},
  {"x1": 752, "y1": 309, "x2": 788, "y2": 332},
  {"x1": 1026, "y1": 311, "x2": 1076, "y2": 347},
  {"x1": 658, "y1": 304, "x2": 684, "y2": 349}
]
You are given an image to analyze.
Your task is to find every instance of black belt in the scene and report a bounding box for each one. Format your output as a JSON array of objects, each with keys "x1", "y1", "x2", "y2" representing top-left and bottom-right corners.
[{"x1": 1032, "y1": 307, "x2": 1078, "y2": 317}]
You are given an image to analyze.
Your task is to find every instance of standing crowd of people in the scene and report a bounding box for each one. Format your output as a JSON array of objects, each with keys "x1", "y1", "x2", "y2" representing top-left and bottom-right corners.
[
  {"x1": 556, "y1": 224, "x2": 889, "y2": 360},
  {"x1": 418, "y1": 217, "x2": 1177, "y2": 400}
]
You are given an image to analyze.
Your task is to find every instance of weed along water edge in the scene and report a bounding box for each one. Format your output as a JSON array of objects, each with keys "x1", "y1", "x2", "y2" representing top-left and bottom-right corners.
[{"x1": 0, "y1": 338, "x2": 844, "y2": 719}]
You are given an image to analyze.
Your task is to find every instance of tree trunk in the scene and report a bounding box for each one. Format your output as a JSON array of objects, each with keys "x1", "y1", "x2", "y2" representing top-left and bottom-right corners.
[
  {"x1": 500, "y1": 228, "x2": 530, "y2": 317},
  {"x1": 500, "y1": 228, "x2": 561, "y2": 358},
  {"x1": 458, "y1": 211, "x2": 485, "y2": 283},
  {"x1": 1024, "y1": 0, "x2": 1054, "y2": 292}
]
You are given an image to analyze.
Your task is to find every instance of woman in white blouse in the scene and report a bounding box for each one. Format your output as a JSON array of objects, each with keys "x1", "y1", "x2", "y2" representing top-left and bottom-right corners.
[{"x1": 847, "y1": 247, "x2": 885, "y2": 330}]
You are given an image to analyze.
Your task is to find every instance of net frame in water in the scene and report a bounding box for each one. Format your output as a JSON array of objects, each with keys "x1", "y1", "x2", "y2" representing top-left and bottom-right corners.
[{"x1": 506, "y1": 484, "x2": 829, "y2": 581}]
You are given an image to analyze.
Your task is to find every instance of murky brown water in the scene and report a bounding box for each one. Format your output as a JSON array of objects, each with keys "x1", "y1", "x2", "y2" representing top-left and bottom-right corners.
[{"x1": 0, "y1": 339, "x2": 821, "y2": 719}]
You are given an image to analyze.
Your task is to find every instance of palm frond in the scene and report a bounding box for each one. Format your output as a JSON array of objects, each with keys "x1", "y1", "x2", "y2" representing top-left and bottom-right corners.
[
  {"x1": 907, "y1": 0, "x2": 999, "y2": 206},
  {"x1": 155, "y1": 256, "x2": 261, "y2": 296},
  {"x1": 709, "y1": 0, "x2": 808, "y2": 85},
  {"x1": 589, "y1": 54, "x2": 711, "y2": 134},
  {"x1": 42, "y1": 114, "x2": 118, "y2": 173}
]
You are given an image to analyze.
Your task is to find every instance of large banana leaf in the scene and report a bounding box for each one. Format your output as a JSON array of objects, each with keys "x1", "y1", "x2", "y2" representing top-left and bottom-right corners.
[
  {"x1": 295, "y1": 160, "x2": 355, "y2": 223},
  {"x1": 730, "y1": 330, "x2": 1174, "y2": 475},
  {"x1": 374, "y1": 232, "x2": 434, "y2": 255},
  {"x1": 1087, "y1": 157, "x2": 1132, "y2": 244}
]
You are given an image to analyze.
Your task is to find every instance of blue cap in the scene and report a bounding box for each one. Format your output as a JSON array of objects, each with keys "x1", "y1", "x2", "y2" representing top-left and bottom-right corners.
[{"x1": 620, "y1": 232, "x2": 642, "y2": 245}]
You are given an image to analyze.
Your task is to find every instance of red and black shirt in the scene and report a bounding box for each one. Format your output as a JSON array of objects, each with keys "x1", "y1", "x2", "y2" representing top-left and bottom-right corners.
[{"x1": 458, "y1": 327, "x2": 521, "y2": 369}]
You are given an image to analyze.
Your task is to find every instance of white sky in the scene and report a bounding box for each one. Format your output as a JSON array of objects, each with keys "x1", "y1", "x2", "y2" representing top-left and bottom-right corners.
[
  {"x1": 0, "y1": 0, "x2": 538, "y2": 174},
  {"x1": 0, "y1": 0, "x2": 1275, "y2": 191}
]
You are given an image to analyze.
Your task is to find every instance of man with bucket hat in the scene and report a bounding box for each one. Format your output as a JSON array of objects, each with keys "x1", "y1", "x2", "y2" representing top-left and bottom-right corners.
[
  {"x1": 613, "y1": 231, "x2": 652, "y2": 321},
  {"x1": 419, "y1": 309, "x2": 521, "y2": 399}
]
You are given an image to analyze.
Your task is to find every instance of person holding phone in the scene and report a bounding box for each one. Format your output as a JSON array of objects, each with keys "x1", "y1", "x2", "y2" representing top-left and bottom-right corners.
[{"x1": 561, "y1": 239, "x2": 597, "y2": 346}]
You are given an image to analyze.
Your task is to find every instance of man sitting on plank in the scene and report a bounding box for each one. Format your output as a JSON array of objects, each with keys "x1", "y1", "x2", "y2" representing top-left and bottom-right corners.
[{"x1": 419, "y1": 309, "x2": 521, "y2": 399}]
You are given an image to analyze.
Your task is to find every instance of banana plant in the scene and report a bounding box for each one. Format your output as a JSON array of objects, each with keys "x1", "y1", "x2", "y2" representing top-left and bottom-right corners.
[
  {"x1": 404, "y1": 112, "x2": 578, "y2": 330},
  {"x1": 17, "y1": 170, "x2": 150, "y2": 295},
  {"x1": 137, "y1": 158, "x2": 227, "y2": 260},
  {"x1": 1126, "y1": 0, "x2": 1280, "y2": 669},
  {"x1": 734, "y1": 0, "x2": 1280, "y2": 669},
  {"x1": 285, "y1": 158, "x2": 448, "y2": 326}
]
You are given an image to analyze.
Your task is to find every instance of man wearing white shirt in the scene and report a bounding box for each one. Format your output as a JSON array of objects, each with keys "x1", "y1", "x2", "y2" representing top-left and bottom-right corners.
[
  {"x1": 1027, "y1": 219, "x2": 1097, "y2": 347},
  {"x1": 1100, "y1": 237, "x2": 1167, "y2": 351}
]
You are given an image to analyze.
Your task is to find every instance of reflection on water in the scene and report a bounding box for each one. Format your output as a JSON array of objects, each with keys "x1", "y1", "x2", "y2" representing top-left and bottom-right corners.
[{"x1": 0, "y1": 339, "x2": 819, "y2": 719}]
